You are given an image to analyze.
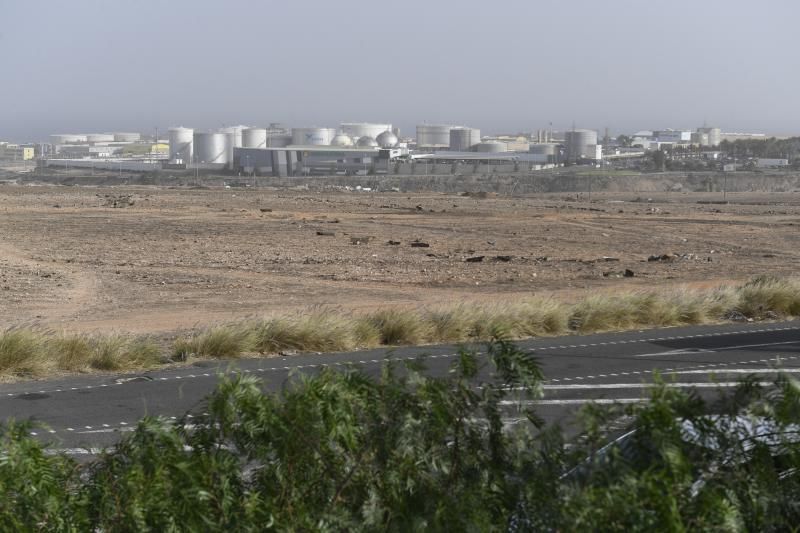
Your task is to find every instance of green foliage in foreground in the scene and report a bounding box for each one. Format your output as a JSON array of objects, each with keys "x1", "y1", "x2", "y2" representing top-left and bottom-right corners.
[{"x1": 2, "y1": 341, "x2": 800, "y2": 531}]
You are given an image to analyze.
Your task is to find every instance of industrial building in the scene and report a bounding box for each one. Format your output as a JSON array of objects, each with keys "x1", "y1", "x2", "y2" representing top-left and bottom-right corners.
[{"x1": 564, "y1": 129, "x2": 600, "y2": 163}]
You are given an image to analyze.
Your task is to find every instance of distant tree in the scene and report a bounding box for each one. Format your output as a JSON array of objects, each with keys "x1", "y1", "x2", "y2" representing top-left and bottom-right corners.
[{"x1": 616, "y1": 135, "x2": 633, "y2": 148}]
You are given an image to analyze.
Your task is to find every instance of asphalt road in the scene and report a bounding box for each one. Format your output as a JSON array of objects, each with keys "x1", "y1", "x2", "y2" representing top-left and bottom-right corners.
[{"x1": 1, "y1": 320, "x2": 799, "y2": 455}]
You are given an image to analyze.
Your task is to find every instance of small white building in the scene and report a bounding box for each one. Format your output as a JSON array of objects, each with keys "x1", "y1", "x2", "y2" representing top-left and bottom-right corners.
[{"x1": 756, "y1": 158, "x2": 789, "y2": 168}]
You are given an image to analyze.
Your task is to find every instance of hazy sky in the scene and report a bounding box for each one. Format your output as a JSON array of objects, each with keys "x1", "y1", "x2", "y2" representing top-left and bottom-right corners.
[{"x1": 2, "y1": 0, "x2": 799, "y2": 141}]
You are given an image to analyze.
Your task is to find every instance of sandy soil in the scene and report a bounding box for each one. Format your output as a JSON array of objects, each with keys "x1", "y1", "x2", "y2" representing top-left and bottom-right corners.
[{"x1": 1, "y1": 184, "x2": 798, "y2": 335}]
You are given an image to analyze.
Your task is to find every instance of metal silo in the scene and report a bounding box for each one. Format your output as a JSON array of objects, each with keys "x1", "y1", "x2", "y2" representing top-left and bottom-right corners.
[
  {"x1": 193, "y1": 132, "x2": 229, "y2": 165},
  {"x1": 449, "y1": 127, "x2": 481, "y2": 151},
  {"x1": 114, "y1": 132, "x2": 141, "y2": 142},
  {"x1": 242, "y1": 128, "x2": 268, "y2": 149},
  {"x1": 340, "y1": 123, "x2": 392, "y2": 141},
  {"x1": 475, "y1": 141, "x2": 508, "y2": 153},
  {"x1": 169, "y1": 127, "x2": 194, "y2": 163},
  {"x1": 416, "y1": 124, "x2": 455, "y2": 148},
  {"x1": 564, "y1": 129, "x2": 598, "y2": 162},
  {"x1": 292, "y1": 127, "x2": 335, "y2": 146},
  {"x1": 698, "y1": 127, "x2": 721, "y2": 147},
  {"x1": 529, "y1": 143, "x2": 558, "y2": 156}
]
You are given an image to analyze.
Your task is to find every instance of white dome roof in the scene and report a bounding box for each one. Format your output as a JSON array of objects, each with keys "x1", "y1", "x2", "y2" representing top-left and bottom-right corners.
[
  {"x1": 356, "y1": 136, "x2": 379, "y2": 147},
  {"x1": 376, "y1": 130, "x2": 398, "y2": 148},
  {"x1": 331, "y1": 134, "x2": 354, "y2": 147}
]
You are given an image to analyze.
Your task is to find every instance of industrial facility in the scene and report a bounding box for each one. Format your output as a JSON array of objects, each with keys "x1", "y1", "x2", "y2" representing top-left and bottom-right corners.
[{"x1": 27, "y1": 117, "x2": 749, "y2": 177}]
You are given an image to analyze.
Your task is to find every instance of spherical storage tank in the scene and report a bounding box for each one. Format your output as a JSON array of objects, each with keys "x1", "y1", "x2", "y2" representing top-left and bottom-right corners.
[
  {"x1": 564, "y1": 129, "x2": 598, "y2": 161},
  {"x1": 475, "y1": 141, "x2": 508, "y2": 153},
  {"x1": 193, "y1": 132, "x2": 229, "y2": 164},
  {"x1": 356, "y1": 136, "x2": 379, "y2": 148},
  {"x1": 292, "y1": 127, "x2": 336, "y2": 146},
  {"x1": 331, "y1": 134, "x2": 355, "y2": 147},
  {"x1": 340, "y1": 123, "x2": 391, "y2": 142},
  {"x1": 449, "y1": 128, "x2": 481, "y2": 151},
  {"x1": 376, "y1": 131, "x2": 399, "y2": 148},
  {"x1": 114, "y1": 132, "x2": 140, "y2": 142},
  {"x1": 416, "y1": 124, "x2": 456, "y2": 148},
  {"x1": 242, "y1": 128, "x2": 268, "y2": 149},
  {"x1": 168, "y1": 127, "x2": 194, "y2": 163}
]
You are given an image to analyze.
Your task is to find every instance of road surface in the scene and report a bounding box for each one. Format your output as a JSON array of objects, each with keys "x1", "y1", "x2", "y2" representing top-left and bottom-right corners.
[{"x1": 1, "y1": 320, "x2": 798, "y2": 455}]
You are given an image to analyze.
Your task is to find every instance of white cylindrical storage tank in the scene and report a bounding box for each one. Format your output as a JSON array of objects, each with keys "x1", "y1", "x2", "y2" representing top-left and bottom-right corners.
[
  {"x1": 449, "y1": 127, "x2": 481, "y2": 151},
  {"x1": 292, "y1": 127, "x2": 336, "y2": 146},
  {"x1": 416, "y1": 124, "x2": 455, "y2": 148},
  {"x1": 564, "y1": 129, "x2": 598, "y2": 161},
  {"x1": 242, "y1": 127, "x2": 268, "y2": 149},
  {"x1": 193, "y1": 132, "x2": 229, "y2": 164},
  {"x1": 340, "y1": 123, "x2": 392, "y2": 141},
  {"x1": 169, "y1": 127, "x2": 194, "y2": 163},
  {"x1": 698, "y1": 127, "x2": 721, "y2": 147},
  {"x1": 114, "y1": 132, "x2": 140, "y2": 142},
  {"x1": 220, "y1": 126, "x2": 245, "y2": 163},
  {"x1": 86, "y1": 133, "x2": 115, "y2": 143},
  {"x1": 475, "y1": 141, "x2": 508, "y2": 153},
  {"x1": 51, "y1": 134, "x2": 88, "y2": 144},
  {"x1": 529, "y1": 143, "x2": 558, "y2": 156},
  {"x1": 266, "y1": 134, "x2": 292, "y2": 147}
]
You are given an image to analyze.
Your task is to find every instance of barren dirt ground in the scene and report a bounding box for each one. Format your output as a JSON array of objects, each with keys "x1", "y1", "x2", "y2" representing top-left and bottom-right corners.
[{"x1": 1, "y1": 184, "x2": 799, "y2": 336}]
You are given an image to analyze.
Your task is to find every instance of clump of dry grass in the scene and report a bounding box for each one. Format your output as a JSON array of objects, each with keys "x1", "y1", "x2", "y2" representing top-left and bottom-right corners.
[
  {"x1": 3, "y1": 276, "x2": 800, "y2": 380},
  {"x1": 0, "y1": 329, "x2": 47, "y2": 377},
  {"x1": 250, "y1": 313, "x2": 355, "y2": 354},
  {"x1": 736, "y1": 275, "x2": 800, "y2": 318},
  {"x1": 174, "y1": 325, "x2": 252, "y2": 360},
  {"x1": 360, "y1": 308, "x2": 431, "y2": 346}
]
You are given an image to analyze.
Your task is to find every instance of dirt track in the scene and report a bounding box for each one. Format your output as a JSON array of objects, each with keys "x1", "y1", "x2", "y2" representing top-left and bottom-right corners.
[{"x1": 1, "y1": 184, "x2": 799, "y2": 335}]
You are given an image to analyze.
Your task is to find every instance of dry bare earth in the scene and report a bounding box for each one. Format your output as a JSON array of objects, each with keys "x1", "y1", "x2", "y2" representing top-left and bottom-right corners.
[{"x1": 1, "y1": 185, "x2": 799, "y2": 336}]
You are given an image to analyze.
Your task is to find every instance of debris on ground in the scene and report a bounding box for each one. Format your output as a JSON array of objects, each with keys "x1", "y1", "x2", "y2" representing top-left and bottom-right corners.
[
  {"x1": 316, "y1": 231, "x2": 335, "y2": 237},
  {"x1": 410, "y1": 240, "x2": 430, "y2": 248},
  {"x1": 465, "y1": 256, "x2": 485, "y2": 263},
  {"x1": 350, "y1": 236, "x2": 373, "y2": 245},
  {"x1": 387, "y1": 240, "x2": 401, "y2": 245}
]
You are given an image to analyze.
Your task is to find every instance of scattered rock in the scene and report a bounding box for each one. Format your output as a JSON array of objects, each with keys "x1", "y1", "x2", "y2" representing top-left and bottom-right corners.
[
  {"x1": 259, "y1": 208, "x2": 272, "y2": 212},
  {"x1": 494, "y1": 255, "x2": 513, "y2": 262},
  {"x1": 350, "y1": 236, "x2": 373, "y2": 245},
  {"x1": 624, "y1": 269, "x2": 635, "y2": 277},
  {"x1": 723, "y1": 310, "x2": 749, "y2": 322},
  {"x1": 465, "y1": 256, "x2": 485, "y2": 263},
  {"x1": 410, "y1": 240, "x2": 430, "y2": 248},
  {"x1": 316, "y1": 231, "x2": 336, "y2": 237},
  {"x1": 387, "y1": 240, "x2": 401, "y2": 245}
]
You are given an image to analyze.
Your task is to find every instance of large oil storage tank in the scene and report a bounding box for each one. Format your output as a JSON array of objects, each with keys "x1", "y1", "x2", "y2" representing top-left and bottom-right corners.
[
  {"x1": 331, "y1": 134, "x2": 355, "y2": 147},
  {"x1": 697, "y1": 127, "x2": 721, "y2": 147},
  {"x1": 114, "y1": 132, "x2": 140, "y2": 142},
  {"x1": 193, "y1": 132, "x2": 229, "y2": 165},
  {"x1": 50, "y1": 134, "x2": 87, "y2": 144},
  {"x1": 449, "y1": 127, "x2": 481, "y2": 151},
  {"x1": 475, "y1": 141, "x2": 508, "y2": 153},
  {"x1": 417, "y1": 124, "x2": 456, "y2": 148},
  {"x1": 529, "y1": 143, "x2": 559, "y2": 156},
  {"x1": 86, "y1": 133, "x2": 115, "y2": 143},
  {"x1": 266, "y1": 134, "x2": 292, "y2": 147},
  {"x1": 292, "y1": 127, "x2": 335, "y2": 146},
  {"x1": 168, "y1": 127, "x2": 194, "y2": 163},
  {"x1": 564, "y1": 129, "x2": 598, "y2": 161},
  {"x1": 242, "y1": 127, "x2": 268, "y2": 149},
  {"x1": 376, "y1": 130, "x2": 399, "y2": 148},
  {"x1": 340, "y1": 123, "x2": 392, "y2": 142},
  {"x1": 356, "y1": 136, "x2": 379, "y2": 148}
]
